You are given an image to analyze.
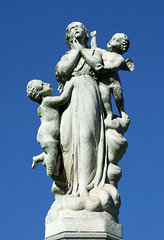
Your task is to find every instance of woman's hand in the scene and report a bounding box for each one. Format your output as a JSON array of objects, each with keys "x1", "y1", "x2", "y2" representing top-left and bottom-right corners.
[
  {"x1": 72, "y1": 38, "x2": 102, "y2": 71},
  {"x1": 72, "y1": 39, "x2": 84, "y2": 52}
]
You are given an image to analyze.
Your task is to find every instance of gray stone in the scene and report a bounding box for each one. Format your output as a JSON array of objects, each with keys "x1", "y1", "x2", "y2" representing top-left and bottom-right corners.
[
  {"x1": 45, "y1": 210, "x2": 122, "y2": 240},
  {"x1": 45, "y1": 232, "x2": 122, "y2": 240},
  {"x1": 45, "y1": 205, "x2": 122, "y2": 239},
  {"x1": 90, "y1": 31, "x2": 134, "y2": 120},
  {"x1": 27, "y1": 21, "x2": 134, "y2": 240},
  {"x1": 27, "y1": 22, "x2": 132, "y2": 200}
]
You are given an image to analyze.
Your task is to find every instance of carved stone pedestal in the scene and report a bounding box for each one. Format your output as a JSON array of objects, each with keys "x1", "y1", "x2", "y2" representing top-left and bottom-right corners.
[
  {"x1": 45, "y1": 232, "x2": 122, "y2": 240},
  {"x1": 45, "y1": 204, "x2": 122, "y2": 240}
]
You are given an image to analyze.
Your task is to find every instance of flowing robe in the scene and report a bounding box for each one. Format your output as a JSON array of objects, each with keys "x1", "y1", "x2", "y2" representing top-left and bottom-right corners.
[{"x1": 56, "y1": 52, "x2": 107, "y2": 196}]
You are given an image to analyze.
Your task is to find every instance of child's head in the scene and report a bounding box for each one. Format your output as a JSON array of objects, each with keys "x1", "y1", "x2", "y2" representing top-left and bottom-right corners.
[
  {"x1": 107, "y1": 33, "x2": 130, "y2": 54},
  {"x1": 27, "y1": 79, "x2": 53, "y2": 103}
]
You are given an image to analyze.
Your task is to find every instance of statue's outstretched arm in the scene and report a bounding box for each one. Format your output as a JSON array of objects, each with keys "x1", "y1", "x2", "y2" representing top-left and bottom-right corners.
[{"x1": 42, "y1": 80, "x2": 74, "y2": 108}]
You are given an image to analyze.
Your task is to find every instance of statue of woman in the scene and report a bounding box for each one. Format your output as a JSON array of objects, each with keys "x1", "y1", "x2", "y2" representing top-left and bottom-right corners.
[{"x1": 55, "y1": 22, "x2": 107, "y2": 197}]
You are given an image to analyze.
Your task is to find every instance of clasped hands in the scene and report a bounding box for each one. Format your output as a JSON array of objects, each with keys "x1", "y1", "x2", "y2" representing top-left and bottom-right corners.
[
  {"x1": 72, "y1": 38, "x2": 104, "y2": 73},
  {"x1": 72, "y1": 38, "x2": 84, "y2": 52}
]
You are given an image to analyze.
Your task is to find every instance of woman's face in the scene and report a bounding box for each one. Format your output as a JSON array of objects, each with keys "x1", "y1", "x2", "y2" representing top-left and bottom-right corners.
[{"x1": 67, "y1": 22, "x2": 85, "y2": 41}]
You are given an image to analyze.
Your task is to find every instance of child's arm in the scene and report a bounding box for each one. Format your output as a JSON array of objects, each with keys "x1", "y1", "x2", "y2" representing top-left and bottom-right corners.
[
  {"x1": 103, "y1": 54, "x2": 125, "y2": 72},
  {"x1": 90, "y1": 31, "x2": 97, "y2": 49},
  {"x1": 95, "y1": 54, "x2": 125, "y2": 73},
  {"x1": 42, "y1": 80, "x2": 74, "y2": 108}
]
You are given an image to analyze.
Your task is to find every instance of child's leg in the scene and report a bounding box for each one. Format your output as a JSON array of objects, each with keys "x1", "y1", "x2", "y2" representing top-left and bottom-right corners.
[
  {"x1": 112, "y1": 86, "x2": 127, "y2": 118},
  {"x1": 99, "y1": 83, "x2": 113, "y2": 119},
  {"x1": 32, "y1": 152, "x2": 46, "y2": 169},
  {"x1": 43, "y1": 140, "x2": 58, "y2": 176}
]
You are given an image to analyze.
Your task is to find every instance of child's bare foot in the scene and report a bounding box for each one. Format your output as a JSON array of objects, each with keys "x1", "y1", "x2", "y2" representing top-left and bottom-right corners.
[
  {"x1": 32, "y1": 152, "x2": 45, "y2": 169},
  {"x1": 80, "y1": 188, "x2": 89, "y2": 197},
  {"x1": 121, "y1": 111, "x2": 129, "y2": 119},
  {"x1": 46, "y1": 167, "x2": 53, "y2": 177},
  {"x1": 32, "y1": 156, "x2": 38, "y2": 169},
  {"x1": 104, "y1": 113, "x2": 113, "y2": 129},
  {"x1": 106, "y1": 113, "x2": 113, "y2": 120}
]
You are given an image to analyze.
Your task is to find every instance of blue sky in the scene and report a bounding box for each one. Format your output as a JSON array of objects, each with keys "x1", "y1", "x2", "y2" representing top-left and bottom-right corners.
[{"x1": 0, "y1": 0, "x2": 164, "y2": 239}]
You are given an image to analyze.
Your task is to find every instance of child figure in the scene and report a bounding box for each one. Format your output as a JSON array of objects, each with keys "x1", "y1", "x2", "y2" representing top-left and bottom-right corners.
[
  {"x1": 90, "y1": 31, "x2": 134, "y2": 120},
  {"x1": 27, "y1": 79, "x2": 74, "y2": 176}
]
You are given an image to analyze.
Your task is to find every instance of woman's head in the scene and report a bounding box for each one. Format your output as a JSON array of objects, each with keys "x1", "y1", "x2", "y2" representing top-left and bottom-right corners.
[{"x1": 65, "y1": 22, "x2": 89, "y2": 48}]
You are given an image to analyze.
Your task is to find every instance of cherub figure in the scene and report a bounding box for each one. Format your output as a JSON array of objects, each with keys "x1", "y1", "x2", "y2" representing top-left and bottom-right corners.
[
  {"x1": 90, "y1": 31, "x2": 134, "y2": 119},
  {"x1": 27, "y1": 79, "x2": 74, "y2": 176},
  {"x1": 105, "y1": 114, "x2": 130, "y2": 187}
]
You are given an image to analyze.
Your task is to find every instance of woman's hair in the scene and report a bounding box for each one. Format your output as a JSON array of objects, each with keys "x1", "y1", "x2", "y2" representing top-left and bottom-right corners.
[
  {"x1": 65, "y1": 22, "x2": 89, "y2": 49},
  {"x1": 27, "y1": 80, "x2": 42, "y2": 103}
]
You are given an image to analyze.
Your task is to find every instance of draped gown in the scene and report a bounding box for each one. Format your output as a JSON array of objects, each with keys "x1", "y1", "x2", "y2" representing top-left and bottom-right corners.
[{"x1": 56, "y1": 51, "x2": 107, "y2": 196}]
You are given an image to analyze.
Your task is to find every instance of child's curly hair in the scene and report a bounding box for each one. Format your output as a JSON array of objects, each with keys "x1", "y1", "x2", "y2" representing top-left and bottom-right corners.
[
  {"x1": 27, "y1": 80, "x2": 42, "y2": 103},
  {"x1": 109, "y1": 33, "x2": 130, "y2": 54},
  {"x1": 119, "y1": 33, "x2": 130, "y2": 54}
]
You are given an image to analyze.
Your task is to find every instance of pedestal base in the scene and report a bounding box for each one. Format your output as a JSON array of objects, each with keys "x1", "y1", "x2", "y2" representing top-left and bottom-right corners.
[
  {"x1": 45, "y1": 232, "x2": 122, "y2": 240},
  {"x1": 45, "y1": 210, "x2": 122, "y2": 240},
  {"x1": 45, "y1": 196, "x2": 122, "y2": 240}
]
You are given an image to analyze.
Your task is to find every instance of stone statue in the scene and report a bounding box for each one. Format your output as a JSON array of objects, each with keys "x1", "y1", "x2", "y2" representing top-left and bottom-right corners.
[
  {"x1": 27, "y1": 79, "x2": 74, "y2": 177},
  {"x1": 90, "y1": 31, "x2": 134, "y2": 120},
  {"x1": 27, "y1": 22, "x2": 134, "y2": 240}
]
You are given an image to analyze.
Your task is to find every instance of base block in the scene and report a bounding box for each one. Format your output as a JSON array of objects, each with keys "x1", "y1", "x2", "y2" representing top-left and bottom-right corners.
[
  {"x1": 45, "y1": 209, "x2": 122, "y2": 240},
  {"x1": 45, "y1": 232, "x2": 122, "y2": 240}
]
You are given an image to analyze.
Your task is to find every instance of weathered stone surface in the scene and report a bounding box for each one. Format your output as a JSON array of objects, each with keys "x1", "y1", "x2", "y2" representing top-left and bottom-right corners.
[
  {"x1": 45, "y1": 232, "x2": 122, "y2": 240},
  {"x1": 45, "y1": 210, "x2": 122, "y2": 239},
  {"x1": 27, "y1": 21, "x2": 134, "y2": 240}
]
